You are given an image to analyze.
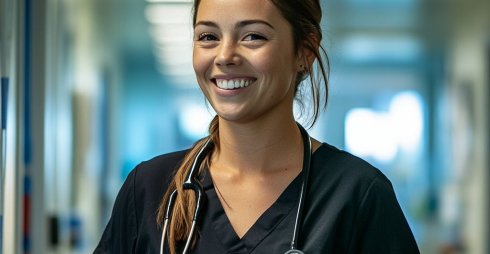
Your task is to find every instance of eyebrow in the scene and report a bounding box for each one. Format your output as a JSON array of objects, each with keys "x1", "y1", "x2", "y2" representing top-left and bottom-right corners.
[{"x1": 194, "y1": 19, "x2": 275, "y2": 30}]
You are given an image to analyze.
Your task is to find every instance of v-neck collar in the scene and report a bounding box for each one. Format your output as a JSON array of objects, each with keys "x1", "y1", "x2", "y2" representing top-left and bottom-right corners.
[{"x1": 200, "y1": 169, "x2": 303, "y2": 253}]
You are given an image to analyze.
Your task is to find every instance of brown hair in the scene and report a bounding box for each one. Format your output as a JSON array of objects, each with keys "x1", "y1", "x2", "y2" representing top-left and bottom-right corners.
[{"x1": 157, "y1": 1, "x2": 329, "y2": 253}]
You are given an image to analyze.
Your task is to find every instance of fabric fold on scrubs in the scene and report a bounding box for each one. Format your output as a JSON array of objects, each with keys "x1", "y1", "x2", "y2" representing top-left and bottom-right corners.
[{"x1": 201, "y1": 168, "x2": 302, "y2": 253}]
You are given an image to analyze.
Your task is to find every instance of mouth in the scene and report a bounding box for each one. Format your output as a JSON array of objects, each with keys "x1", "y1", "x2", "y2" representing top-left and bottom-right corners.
[{"x1": 211, "y1": 78, "x2": 257, "y2": 90}]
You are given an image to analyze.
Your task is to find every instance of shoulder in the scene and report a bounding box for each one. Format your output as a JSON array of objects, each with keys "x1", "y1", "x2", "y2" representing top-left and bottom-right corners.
[
  {"x1": 312, "y1": 143, "x2": 389, "y2": 184},
  {"x1": 302, "y1": 144, "x2": 419, "y2": 253},
  {"x1": 94, "y1": 150, "x2": 189, "y2": 252},
  {"x1": 134, "y1": 149, "x2": 189, "y2": 180},
  {"x1": 130, "y1": 149, "x2": 189, "y2": 196},
  {"x1": 308, "y1": 142, "x2": 394, "y2": 207},
  {"x1": 130, "y1": 150, "x2": 190, "y2": 235}
]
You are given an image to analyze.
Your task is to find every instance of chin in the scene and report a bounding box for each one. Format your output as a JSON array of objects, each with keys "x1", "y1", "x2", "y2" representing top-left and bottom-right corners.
[
  {"x1": 212, "y1": 109, "x2": 255, "y2": 124},
  {"x1": 209, "y1": 102, "x2": 249, "y2": 121},
  {"x1": 214, "y1": 112, "x2": 247, "y2": 123}
]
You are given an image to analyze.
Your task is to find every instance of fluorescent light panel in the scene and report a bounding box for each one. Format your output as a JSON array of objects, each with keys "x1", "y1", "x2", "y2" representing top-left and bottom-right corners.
[
  {"x1": 146, "y1": 0, "x2": 192, "y2": 3},
  {"x1": 145, "y1": 4, "x2": 193, "y2": 25},
  {"x1": 341, "y1": 34, "x2": 422, "y2": 62},
  {"x1": 149, "y1": 25, "x2": 193, "y2": 44}
]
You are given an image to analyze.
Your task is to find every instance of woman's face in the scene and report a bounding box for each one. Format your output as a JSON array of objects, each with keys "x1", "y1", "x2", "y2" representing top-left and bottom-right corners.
[{"x1": 193, "y1": 0, "x2": 302, "y2": 124}]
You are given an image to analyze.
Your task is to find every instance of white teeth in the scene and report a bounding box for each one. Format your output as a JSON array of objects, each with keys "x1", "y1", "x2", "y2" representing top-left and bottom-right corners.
[{"x1": 216, "y1": 79, "x2": 254, "y2": 90}]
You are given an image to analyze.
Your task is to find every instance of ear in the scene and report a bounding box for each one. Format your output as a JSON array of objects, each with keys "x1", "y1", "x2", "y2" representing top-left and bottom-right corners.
[{"x1": 297, "y1": 35, "x2": 320, "y2": 71}]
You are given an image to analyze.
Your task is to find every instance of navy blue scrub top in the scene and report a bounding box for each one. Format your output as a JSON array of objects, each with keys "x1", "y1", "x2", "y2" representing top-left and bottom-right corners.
[{"x1": 95, "y1": 143, "x2": 420, "y2": 254}]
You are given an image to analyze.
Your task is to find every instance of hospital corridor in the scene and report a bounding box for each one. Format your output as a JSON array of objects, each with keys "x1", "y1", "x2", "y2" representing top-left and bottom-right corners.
[{"x1": 0, "y1": 0, "x2": 489, "y2": 253}]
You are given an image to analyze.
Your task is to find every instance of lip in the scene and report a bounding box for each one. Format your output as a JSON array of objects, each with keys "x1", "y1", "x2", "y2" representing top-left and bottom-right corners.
[
  {"x1": 211, "y1": 74, "x2": 257, "y2": 80},
  {"x1": 209, "y1": 75, "x2": 257, "y2": 97},
  {"x1": 210, "y1": 75, "x2": 257, "y2": 85}
]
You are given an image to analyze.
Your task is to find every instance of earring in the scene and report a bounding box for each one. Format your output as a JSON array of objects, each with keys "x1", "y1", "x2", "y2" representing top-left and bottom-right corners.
[{"x1": 298, "y1": 65, "x2": 308, "y2": 82}]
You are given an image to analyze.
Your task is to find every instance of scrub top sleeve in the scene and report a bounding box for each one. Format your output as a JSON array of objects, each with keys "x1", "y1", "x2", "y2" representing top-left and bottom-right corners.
[
  {"x1": 348, "y1": 176, "x2": 420, "y2": 254},
  {"x1": 94, "y1": 168, "x2": 139, "y2": 254}
]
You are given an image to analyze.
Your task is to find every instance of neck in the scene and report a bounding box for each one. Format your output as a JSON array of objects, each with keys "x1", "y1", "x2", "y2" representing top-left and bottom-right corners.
[{"x1": 211, "y1": 116, "x2": 304, "y2": 176}]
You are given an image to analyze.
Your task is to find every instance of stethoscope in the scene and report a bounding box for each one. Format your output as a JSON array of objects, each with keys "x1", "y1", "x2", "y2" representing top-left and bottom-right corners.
[{"x1": 161, "y1": 124, "x2": 312, "y2": 254}]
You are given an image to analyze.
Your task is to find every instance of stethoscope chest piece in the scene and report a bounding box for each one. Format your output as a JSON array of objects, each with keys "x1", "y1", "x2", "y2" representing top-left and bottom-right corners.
[{"x1": 284, "y1": 249, "x2": 305, "y2": 254}]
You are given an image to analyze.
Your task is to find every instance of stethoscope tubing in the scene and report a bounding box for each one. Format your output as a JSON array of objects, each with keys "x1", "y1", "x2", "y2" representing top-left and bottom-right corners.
[
  {"x1": 287, "y1": 124, "x2": 311, "y2": 254},
  {"x1": 160, "y1": 139, "x2": 211, "y2": 254},
  {"x1": 161, "y1": 124, "x2": 311, "y2": 254}
]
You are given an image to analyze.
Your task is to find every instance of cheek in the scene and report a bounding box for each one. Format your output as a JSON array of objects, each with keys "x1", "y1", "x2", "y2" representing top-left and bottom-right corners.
[
  {"x1": 249, "y1": 51, "x2": 277, "y2": 75},
  {"x1": 192, "y1": 49, "x2": 212, "y2": 77},
  {"x1": 193, "y1": 52, "x2": 213, "y2": 97},
  {"x1": 192, "y1": 54, "x2": 203, "y2": 75},
  {"x1": 250, "y1": 47, "x2": 297, "y2": 77}
]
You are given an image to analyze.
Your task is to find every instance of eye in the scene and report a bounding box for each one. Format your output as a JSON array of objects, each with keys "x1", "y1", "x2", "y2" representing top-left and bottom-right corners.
[
  {"x1": 243, "y1": 33, "x2": 267, "y2": 41},
  {"x1": 197, "y1": 33, "x2": 218, "y2": 41}
]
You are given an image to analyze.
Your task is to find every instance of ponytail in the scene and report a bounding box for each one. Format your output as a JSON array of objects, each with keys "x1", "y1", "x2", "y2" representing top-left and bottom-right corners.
[{"x1": 156, "y1": 115, "x2": 220, "y2": 254}]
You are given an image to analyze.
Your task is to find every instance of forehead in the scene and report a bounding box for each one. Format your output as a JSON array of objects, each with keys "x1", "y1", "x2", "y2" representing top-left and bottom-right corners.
[{"x1": 196, "y1": 0, "x2": 284, "y2": 25}]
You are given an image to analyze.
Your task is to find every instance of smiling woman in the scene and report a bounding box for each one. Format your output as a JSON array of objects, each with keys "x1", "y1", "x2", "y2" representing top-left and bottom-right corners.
[
  {"x1": 94, "y1": 0, "x2": 419, "y2": 253},
  {"x1": 193, "y1": 0, "x2": 300, "y2": 124}
]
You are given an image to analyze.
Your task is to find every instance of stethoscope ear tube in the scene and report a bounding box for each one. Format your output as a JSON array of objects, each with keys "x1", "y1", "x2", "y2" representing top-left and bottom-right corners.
[
  {"x1": 286, "y1": 123, "x2": 312, "y2": 254},
  {"x1": 183, "y1": 138, "x2": 212, "y2": 221},
  {"x1": 161, "y1": 138, "x2": 213, "y2": 254},
  {"x1": 161, "y1": 189, "x2": 177, "y2": 253}
]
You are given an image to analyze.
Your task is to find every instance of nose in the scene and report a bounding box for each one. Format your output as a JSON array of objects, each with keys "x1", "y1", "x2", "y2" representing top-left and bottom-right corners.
[{"x1": 214, "y1": 40, "x2": 241, "y2": 66}]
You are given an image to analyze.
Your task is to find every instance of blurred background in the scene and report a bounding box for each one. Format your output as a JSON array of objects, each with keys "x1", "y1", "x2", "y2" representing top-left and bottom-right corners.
[{"x1": 0, "y1": 0, "x2": 489, "y2": 253}]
